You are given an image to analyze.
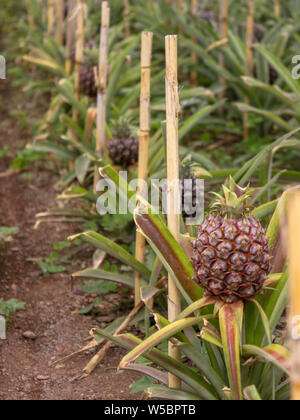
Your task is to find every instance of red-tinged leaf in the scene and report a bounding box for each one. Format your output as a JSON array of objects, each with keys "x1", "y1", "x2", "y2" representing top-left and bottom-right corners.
[
  {"x1": 153, "y1": 313, "x2": 190, "y2": 344},
  {"x1": 92, "y1": 330, "x2": 217, "y2": 400},
  {"x1": 124, "y1": 364, "x2": 169, "y2": 386},
  {"x1": 147, "y1": 385, "x2": 203, "y2": 400},
  {"x1": 242, "y1": 344, "x2": 291, "y2": 375},
  {"x1": 119, "y1": 317, "x2": 203, "y2": 369},
  {"x1": 154, "y1": 315, "x2": 226, "y2": 399},
  {"x1": 232, "y1": 300, "x2": 244, "y2": 334},
  {"x1": 219, "y1": 304, "x2": 243, "y2": 400},
  {"x1": 177, "y1": 296, "x2": 216, "y2": 320},
  {"x1": 134, "y1": 211, "x2": 203, "y2": 302}
]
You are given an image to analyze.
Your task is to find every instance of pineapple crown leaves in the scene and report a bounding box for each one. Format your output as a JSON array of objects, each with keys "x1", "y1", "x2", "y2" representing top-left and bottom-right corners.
[
  {"x1": 111, "y1": 117, "x2": 133, "y2": 139},
  {"x1": 211, "y1": 177, "x2": 253, "y2": 216}
]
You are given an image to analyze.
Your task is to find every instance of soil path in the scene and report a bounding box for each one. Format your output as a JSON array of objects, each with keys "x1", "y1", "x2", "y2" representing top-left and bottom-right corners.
[{"x1": 0, "y1": 74, "x2": 141, "y2": 400}]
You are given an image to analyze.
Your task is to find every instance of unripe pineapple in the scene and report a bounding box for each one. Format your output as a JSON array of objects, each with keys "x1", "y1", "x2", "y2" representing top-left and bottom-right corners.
[
  {"x1": 191, "y1": 178, "x2": 271, "y2": 304},
  {"x1": 108, "y1": 119, "x2": 139, "y2": 168}
]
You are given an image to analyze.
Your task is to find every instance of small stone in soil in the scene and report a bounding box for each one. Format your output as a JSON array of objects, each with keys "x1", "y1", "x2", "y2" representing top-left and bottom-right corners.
[
  {"x1": 36, "y1": 375, "x2": 50, "y2": 381},
  {"x1": 23, "y1": 331, "x2": 37, "y2": 340}
]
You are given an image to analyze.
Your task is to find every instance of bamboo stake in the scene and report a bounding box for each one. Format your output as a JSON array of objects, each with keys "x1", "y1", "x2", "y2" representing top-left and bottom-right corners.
[
  {"x1": 73, "y1": 0, "x2": 85, "y2": 124},
  {"x1": 48, "y1": 0, "x2": 55, "y2": 35},
  {"x1": 178, "y1": 0, "x2": 184, "y2": 35},
  {"x1": 219, "y1": 0, "x2": 228, "y2": 99},
  {"x1": 26, "y1": 0, "x2": 35, "y2": 30},
  {"x1": 274, "y1": 0, "x2": 281, "y2": 18},
  {"x1": 288, "y1": 191, "x2": 300, "y2": 401},
  {"x1": 65, "y1": 0, "x2": 76, "y2": 74},
  {"x1": 67, "y1": 0, "x2": 84, "y2": 172},
  {"x1": 94, "y1": 1, "x2": 110, "y2": 192},
  {"x1": 56, "y1": 0, "x2": 64, "y2": 44},
  {"x1": 124, "y1": 0, "x2": 130, "y2": 38},
  {"x1": 165, "y1": 35, "x2": 181, "y2": 389},
  {"x1": 190, "y1": 0, "x2": 198, "y2": 86},
  {"x1": 244, "y1": 0, "x2": 255, "y2": 140},
  {"x1": 41, "y1": 0, "x2": 47, "y2": 26},
  {"x1": 134, "y1": 32, "x2": 153, "y2": 307}
]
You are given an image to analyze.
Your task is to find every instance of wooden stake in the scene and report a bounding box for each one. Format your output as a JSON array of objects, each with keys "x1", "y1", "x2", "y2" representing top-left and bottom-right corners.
[
  {"x1": 219, "y1": 0, "x2": 228, "y2": 99},
  {"x1": 190, "y1": 0, "x2": 198, "y2": 86},
  {"x1": 48, "y1": 0, "x2": 55, "y2": 35},
  {"x1": 65, "y1": 0, "x2": 76, "y2": 74},
  {"x1": 26, "y1": 0, "x2": 35, "y2": 30},
  {"x1": 134, "y1": 32, "x2": 153, "y2": 306},
  {"x1": 288, "y1": 191, "x2": 300, "y2": 401},
  {"x1": 274, "y1": 0, "x2": 281, "y2": 17},
  {"x1": 56, "y1": 0, "x2": 64, "y2": 44},
  {"x1": 244, "y1": 0, "x2": 254, "y2": 140},
  {"x1": 165, "y1": 35, "x2": 181, "y2": 389},
  {"x1": 94, "y1": 1, "x2": 110, "y2": 192},
  {"x1": 40, "y1": 0, "x2": 47, "y2": 26},
  {"x1": 124, "y1": 0, "x2": 130, "y2": 38},
  {"x1": 178, "y1": 0, "x2": 184, "y2": 35},
  {"x1": 73, "y1": 0, "x2": 85, "y2": 123}
]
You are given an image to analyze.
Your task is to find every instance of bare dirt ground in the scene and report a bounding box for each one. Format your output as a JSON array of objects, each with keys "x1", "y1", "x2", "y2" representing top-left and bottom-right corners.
[{"x1": 0, "y1": 75, "x2": 141, "y2": 400}]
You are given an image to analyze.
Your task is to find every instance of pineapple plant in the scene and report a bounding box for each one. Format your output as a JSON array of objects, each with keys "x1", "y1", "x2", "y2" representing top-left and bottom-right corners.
[
  {"x1": 88, "y1": 168, "x2": 290, "y2": 400},
  {"x1": 108, "y1": 119, "x2": 139, "y2": 168},
  {"x1": 191, "y1": 177, "x2": 271, "y2": 303}
]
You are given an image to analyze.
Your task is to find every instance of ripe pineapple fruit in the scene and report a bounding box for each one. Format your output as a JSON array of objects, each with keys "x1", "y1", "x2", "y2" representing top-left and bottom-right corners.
[
  {"x1": 71, "y1": 40, "x2": 98, "y2": 98},
  {"x1": 179, "y1": 160, "x2": 203, "y2": 220},
  {"x1": 108, "y1": 119, "x2": 139, "y2": 168},
  {"x1": 191, "y1": 178, "x2": 271, "y2": 304},
  {"x1": 180, "y1": 175, "x2": 198, "y2": 219},
  {"x1": 79, "y1": 65, "x2": 97, "y2": 98}
]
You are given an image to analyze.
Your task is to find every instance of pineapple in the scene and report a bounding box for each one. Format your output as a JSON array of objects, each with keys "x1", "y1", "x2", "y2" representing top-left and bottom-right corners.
[
  {"x1": 79, "y1": 65, "x2": 97, "y2": 98},
  {"x1": 179, "y1": 160, "x2": 202, "y2": 220},
  {"x1": 71, "y1": 40, "x2": 98, "y2": 98},
  {"x1": 180, "y1": 175, "x2": 198, "y2": 219},
  {"x1": 108, "y1": 119, "x2": 139, "y2": 168},
  {"x1": 191, "y1": 178, "x2": 271, "y2": 304}
]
